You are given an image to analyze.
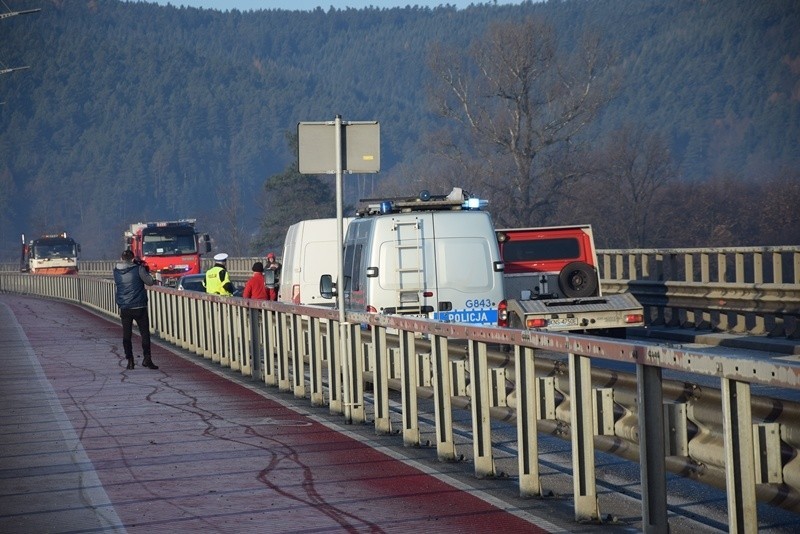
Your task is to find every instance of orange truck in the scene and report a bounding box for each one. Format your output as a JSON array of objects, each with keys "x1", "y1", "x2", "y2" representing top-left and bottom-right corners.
[
  {"x1": 124, "y1": 219, "x2": 211, "y2": 286},
  {"x1": 21, "y1": 232, "x2": 81, "y2": 275}
]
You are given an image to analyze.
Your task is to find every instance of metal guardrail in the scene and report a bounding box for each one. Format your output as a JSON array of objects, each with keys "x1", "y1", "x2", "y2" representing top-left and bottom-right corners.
[
  {"x1": 1, "y1": 272, "x2": 799, "y2": 532},
  {"x1": 18, "y1": 245, "x2": 797, "y2": 339},
  {"x1": 598, "y1": 246, "x2": 800, "y2": 338}
]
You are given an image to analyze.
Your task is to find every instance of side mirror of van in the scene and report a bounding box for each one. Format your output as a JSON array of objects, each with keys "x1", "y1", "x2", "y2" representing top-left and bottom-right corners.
[
  {"x1": 264, "y1": 269, "x2": 276, "y2": 286},
  {"x1": 320, "y1": 274, "x2": 336, "y2": 299}
]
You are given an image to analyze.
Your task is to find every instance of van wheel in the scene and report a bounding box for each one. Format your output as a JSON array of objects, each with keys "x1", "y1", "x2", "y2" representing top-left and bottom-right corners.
[{"x1": 558, "y1": 261, "x2": 598, "y2": 298}]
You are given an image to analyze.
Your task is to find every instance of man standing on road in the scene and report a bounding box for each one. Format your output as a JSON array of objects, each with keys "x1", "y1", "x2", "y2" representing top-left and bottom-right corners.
[{"x1": 113, "y1": 249, "x2": 158, "y2": 370}]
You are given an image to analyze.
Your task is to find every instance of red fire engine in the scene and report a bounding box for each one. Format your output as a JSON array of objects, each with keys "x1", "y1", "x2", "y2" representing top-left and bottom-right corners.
[{"x1": 125, "y1": 219, "x2": 211, "y2": 286}]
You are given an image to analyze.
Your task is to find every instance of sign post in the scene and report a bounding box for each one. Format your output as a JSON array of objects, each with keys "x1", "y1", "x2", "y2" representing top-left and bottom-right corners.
[{"x1": 298, "y1": 116, "x2": 380, "y2": 422}]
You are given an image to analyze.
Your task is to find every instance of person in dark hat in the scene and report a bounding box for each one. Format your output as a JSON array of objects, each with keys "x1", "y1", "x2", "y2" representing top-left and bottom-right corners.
[
  {"x1": 205, "y1": 252, "x2": 234, "y2": 296},
  {"x1": 243, "y1": 261, "x2": 268, "y2": 300}
]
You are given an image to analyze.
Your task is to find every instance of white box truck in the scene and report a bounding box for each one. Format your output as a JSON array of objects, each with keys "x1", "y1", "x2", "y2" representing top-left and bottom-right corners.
[
  {"x1": 278, "y1": 217, "x2": 353, "y2": 305},
  {"x1": 320, "y1": 189, "x2": 505, "y2": 326}
]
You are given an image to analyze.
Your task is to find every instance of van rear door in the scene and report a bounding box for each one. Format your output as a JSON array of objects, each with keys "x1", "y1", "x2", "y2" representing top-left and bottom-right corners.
[{"x1": 429, "y1": 211, "x2": 502, "y2": 326}]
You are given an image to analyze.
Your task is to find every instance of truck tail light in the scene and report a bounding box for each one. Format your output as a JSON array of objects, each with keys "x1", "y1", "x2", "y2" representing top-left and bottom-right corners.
[
  {"x1": 526, "y1": 318, "x2": 548, "y2": 328},
  {"x1": 497, "y1": 300, "x2": 508, "y2": 327},
  {"x1": 625, "y1": 313, "x2": 644, "y2": 324}
]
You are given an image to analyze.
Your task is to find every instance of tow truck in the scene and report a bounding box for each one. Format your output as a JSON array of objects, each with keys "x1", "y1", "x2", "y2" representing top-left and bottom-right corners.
[
  {"x1": 497, "y1": 225, "x2": 644, "y2": 337},
  {"x1": 125, "y1": 219, "x2": 211, "y2": 286}
]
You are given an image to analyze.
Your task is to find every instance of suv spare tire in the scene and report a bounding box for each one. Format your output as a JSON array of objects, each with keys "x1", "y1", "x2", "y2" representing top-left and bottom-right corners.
[{"x1": 558, "y1": 261, "x2": 599, "y2": 298}]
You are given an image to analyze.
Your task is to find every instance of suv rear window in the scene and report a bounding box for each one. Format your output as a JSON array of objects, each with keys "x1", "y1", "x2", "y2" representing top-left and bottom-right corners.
[{"x1": 503, "y1": 238, "x2": 581, "y2": 262}]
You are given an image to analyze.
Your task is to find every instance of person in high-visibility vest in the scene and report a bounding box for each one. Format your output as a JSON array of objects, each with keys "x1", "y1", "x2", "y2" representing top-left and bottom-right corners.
[{"x1": 205, "y1": 253, "x2": 234, "y2": 296}]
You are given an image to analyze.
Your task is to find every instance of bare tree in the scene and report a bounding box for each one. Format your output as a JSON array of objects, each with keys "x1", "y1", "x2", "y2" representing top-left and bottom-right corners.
[
  {"x1": 583, "y1": 124, "x2": 677, "y2": 247},
  {"x1": 756, "y1": 169, "x2": 800, "y2": 246},
  {"x1": 210, "y1": 177, "x2": 251, "y2": 256},
  {"x1": 428, "y1": 17, "x2": 618, "y2": 227}
]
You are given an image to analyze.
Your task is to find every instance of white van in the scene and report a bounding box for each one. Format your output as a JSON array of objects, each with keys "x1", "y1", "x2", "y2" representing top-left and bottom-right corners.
[
  {"x1": 320, "y1": 189, "x2": 505, "y2": 326},
  {"x1": 278, "y1": 217, "x2": 352, "y2": 305}
]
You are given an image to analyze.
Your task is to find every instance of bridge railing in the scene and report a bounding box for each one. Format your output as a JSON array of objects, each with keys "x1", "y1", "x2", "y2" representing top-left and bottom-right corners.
[
  {"x1": 598, "y1": 246, "x2": 800, "y2": 338},
  {"x1": 2, "y1": 271, "x2": 799, "y2": 531},
  {"x1": 3, "y1": 245, "x2": 799, "y2": 338}
]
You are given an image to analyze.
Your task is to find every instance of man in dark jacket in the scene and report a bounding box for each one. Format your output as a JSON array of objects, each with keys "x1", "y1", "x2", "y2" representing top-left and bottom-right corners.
[{"x1": 113, "y1": 249, "x2": 157, "y2": 370}]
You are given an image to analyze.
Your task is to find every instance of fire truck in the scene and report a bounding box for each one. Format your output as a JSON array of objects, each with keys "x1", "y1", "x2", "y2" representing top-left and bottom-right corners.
[
  {"x1": 124, "y1": 219, "x2": 211, "y2": 286},
  {"x1": 21, "y1": 232, "x2": 81, "y2": 275}
]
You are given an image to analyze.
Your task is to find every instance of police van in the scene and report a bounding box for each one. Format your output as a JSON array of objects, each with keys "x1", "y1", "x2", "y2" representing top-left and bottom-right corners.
[
  {"x1": 320, "y1": 188, "x2": 505, "y2": 326},
  {"x1": 278, "y1": 217, "x2": 353, "y2": 305}
]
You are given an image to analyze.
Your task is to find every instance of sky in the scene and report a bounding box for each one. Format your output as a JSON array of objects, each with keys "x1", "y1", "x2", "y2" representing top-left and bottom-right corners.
[{"x1": 144, "y1": 0, "x2": 526, "y2": 12}]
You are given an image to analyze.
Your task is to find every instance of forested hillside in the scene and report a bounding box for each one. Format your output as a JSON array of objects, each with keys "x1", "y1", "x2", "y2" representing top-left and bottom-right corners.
[{"x1": 1, "y1": 0, "x2": 797, "y2": 259}]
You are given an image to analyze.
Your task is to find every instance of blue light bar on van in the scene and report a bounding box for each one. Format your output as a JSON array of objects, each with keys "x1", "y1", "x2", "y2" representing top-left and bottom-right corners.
[
  {"x1": 462, "y1": 198, "x2": 488, "y2": 210},
  {"x1": 380, "y1": 201, "x2": 393, "y2": 214}
]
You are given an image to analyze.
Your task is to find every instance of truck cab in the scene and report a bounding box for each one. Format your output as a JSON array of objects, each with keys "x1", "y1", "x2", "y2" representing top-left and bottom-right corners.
[
  {"x1": 125, "y1": 219, "x2": 211, "y2": 286},
  {"x1": 21, "y1": 232, "x2": 80, "y2": 275}
]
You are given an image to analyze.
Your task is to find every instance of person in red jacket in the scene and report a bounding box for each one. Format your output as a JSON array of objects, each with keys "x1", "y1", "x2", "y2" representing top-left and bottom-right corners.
[{"x1": 242, "y1": 261, "x2": 268, "y2": 300}]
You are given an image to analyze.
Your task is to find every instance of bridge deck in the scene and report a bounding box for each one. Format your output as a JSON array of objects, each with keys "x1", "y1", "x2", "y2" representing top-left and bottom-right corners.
[{"x1": 0, "y1": 295, "x2": 571, "y2": 533}]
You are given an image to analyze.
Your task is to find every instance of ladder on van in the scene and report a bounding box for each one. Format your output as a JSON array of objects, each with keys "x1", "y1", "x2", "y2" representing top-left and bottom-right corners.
[{"x1": 391, "y1": 217, "x2": 425, "y2": 314}]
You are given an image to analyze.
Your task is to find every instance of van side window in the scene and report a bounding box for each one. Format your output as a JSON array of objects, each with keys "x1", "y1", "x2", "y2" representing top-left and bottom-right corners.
[
  {"x1": 351, "y1": 244, "x2": 362, "y2": 291},
  {"x1": 343, "y1": 244, "x2": 355, "y2": 291},
  {"x1": 342, "y1": 243, "x2": 363, "y2": 292}
]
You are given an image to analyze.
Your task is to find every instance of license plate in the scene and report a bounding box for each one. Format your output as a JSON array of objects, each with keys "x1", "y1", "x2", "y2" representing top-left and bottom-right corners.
[{"x1": 548, "y1": 317, "x2": 578, "y2": 327}]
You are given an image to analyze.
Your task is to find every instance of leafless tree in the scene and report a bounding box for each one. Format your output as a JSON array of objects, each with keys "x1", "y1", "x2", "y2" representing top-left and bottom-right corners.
[
  {"x1": 579, "y1": 124, "x2": 677, "y2": 247},
  {"x1": 210, "y1": 177, "x2": 251, "y2": 256},
  {"x1": 756, "y1": 169, "x2": 800, "y2": 246},
  {"x1": 428, "y1": 17, "x2": 618, "y2": 227}
]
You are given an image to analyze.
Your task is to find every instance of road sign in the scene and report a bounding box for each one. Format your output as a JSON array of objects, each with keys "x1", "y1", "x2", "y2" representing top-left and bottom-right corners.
[{"x1": 298, "y1": 120, "x2": 380, "y2": 174}]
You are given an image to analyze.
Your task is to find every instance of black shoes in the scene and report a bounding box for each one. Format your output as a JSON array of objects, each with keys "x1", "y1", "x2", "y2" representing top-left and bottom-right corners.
[
  {"x1": 125, "y1": 357, "x2": 158, "y2": 369},
  {"x1": 124, "y1": 357, "x2": 158, "y2": 370}
]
